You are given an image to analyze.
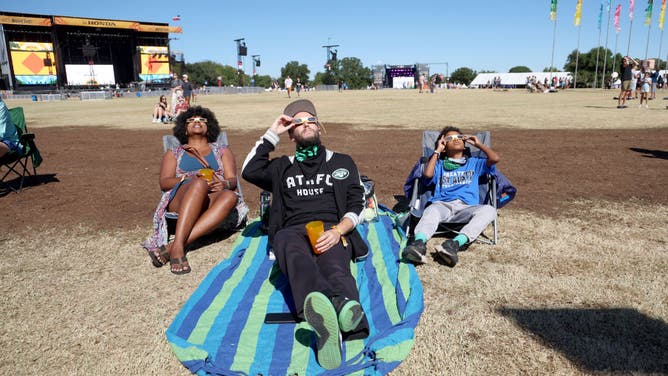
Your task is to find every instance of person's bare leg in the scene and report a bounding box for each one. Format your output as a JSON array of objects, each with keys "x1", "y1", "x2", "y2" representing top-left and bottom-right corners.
[
  {"x1": 168, "y1": 178, "x2": 210, "y2": 272},
  {"x1": 0, "y1": 142, "x2": 9, "y2": 158},
  {"x1": 186, "y1": 189, "x2": 238, "y2": 243}
]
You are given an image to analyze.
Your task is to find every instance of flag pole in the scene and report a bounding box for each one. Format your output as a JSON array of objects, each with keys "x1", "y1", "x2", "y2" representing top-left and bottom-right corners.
[
  {"x1": 550, "y1": 7, "x2": 558, "y2": 83},
  {"x1": 613, "y1": 31, "x2": 620, "y2": 77},
  {"x1": 575, "y1": 24, "x2": 582, "y2": 89},
  {"x1": 627, "y1": 14, "x2": 635, "y2": 55},
  {"x1": 594, "y1": 28, "x2": 602, "y2": 88},
  {"x1": 646, "y1": 22, "x2": 653, "y2": 58},
  {"x1": 602, "y1": 3, "x2": 613, "y2": 88}
]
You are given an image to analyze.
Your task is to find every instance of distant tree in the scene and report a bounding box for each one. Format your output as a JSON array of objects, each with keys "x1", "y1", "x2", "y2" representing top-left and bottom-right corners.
[
  {"x1": 449, "y1": 67, "x2": 477, "y2": 85},
  {"x1": 280, "y1": 61, "x2": 310, "y2": 86},
  {"x1": 313, "y1": 71, "x2": 337, "y2": 86},
  {"x1": 478, "y1": 70, "x2": 497, "y2": 74},
  {"x1": 252, "y1": 74, "x2": 272, "y2": 88},
  {"x1": 184, "y1": 61, "x2": 247, "y2": 87},
  {"x1": 509, "y1": 66, "x2": 532, "y2": 73},
  {"x1": 542, "y1": 66, "x2": 559, "y2": 72},
  {"x1": 563, "y1": 48, "x2": 622, "y2": 87},
  {"x1": 330, "y1": 57, "x2": 372, "y2": 89}
]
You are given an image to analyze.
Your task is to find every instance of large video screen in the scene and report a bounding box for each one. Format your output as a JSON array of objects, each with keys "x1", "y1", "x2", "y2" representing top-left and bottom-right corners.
[
  {"x1": 138, "y1": 46, "x2": 170, "y2": 82},
  {"x1": 9, "y1": 41, "x2": 57, "y2": 85},
  {"x1": 65, "y1": 64, "x2": 116, "y2": 85}
]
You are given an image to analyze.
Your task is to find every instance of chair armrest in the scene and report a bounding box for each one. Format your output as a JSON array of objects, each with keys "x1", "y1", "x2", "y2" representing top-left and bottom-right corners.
[{"x1": 19, "y1": 133, "x2": 35, "y2": 142}]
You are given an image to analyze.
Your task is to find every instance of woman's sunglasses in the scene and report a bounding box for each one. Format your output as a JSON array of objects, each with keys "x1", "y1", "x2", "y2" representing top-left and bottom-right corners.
[{"x1": 186, "y1": 117, "x2": 208, "y2": 124}]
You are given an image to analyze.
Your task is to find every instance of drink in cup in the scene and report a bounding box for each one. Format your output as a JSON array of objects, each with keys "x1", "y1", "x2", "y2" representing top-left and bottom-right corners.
[
  {"x1": 199, "y1": 168, "x2": 214, "y2": 182},
  {"x1": 305, "y1": 220, "x2": 325, "y2": 254}
]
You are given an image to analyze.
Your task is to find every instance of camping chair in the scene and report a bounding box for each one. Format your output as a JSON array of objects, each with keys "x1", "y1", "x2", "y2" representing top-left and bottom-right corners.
[
  {"x1": 162, "y1": 132, "x2": 248, "y2": 237},
  {"x1": 0, "y1": 107, "x2": 42, "y2": 193},
  {"x1": 404, "y1": 130, "x2": 499, "y2": 245}
]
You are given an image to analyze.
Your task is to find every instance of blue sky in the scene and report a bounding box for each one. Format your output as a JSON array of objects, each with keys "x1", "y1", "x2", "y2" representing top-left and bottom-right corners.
[{"x1": 3, "y1": 1, "x2": 666, "y2": 78}]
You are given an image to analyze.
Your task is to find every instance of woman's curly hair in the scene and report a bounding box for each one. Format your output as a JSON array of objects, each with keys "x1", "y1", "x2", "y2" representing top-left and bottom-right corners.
[{"x1": 172, "y1": 106, "x2": 221, "y2": 144}]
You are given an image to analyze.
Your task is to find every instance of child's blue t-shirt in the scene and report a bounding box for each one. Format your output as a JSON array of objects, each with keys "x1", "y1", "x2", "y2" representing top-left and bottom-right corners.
[{"x1": 427, "y1": 157, "x2": 490, "y2": 205}]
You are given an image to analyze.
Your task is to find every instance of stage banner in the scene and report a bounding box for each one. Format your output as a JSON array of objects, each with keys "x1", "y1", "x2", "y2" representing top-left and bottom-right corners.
[
  {"x1": 137, "y1": 24, "x2": 181, "y2": 33},
  {"x1": 9, "y1": 41, "x2": 57, "y2": 85},
  {"x1": 65, "y1": 64, "x2": 115, "y2": 85},
  {"x1": 138, "y1": 46, "x2": 170, "y2": 81},
  {"x1": 54, "y1": 16, "x2": 140, "y2": 30},
  {"x1": 0, "y1": 15, "x2": 51, "y2": 27}
]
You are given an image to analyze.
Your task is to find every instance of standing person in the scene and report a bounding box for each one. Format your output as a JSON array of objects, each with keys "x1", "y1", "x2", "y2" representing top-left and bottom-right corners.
[
  {"x1": 639, "y1": 71, "x2": 651, "y2": 108},
  {"x1": 170, "y1": 73, "x2": 183, "y2": 114},
  {"x1": 617, "y1": 56, "x2": 638, "y2": 108},
  {"x1": 295, "y1": 78, "x2": 303, "y2": 97},
  {"x1": 181, "y1": 74, "x2": 193, "y2": 105},
  {"x1": 241, "y1": 99, "x2": 369, "y2": 370},
  {"x1": 402, "y1": 126, "x2": 500, "y2": 268},
  {"x1": 0, "y1": 97, "x2": 22, "y2": 159},
  {"x1": 142, "y1": 106, "x2": 239, "y2": 274},
  {"x1": 284, "y1": 76, "x2": 293, "y2": 98}
]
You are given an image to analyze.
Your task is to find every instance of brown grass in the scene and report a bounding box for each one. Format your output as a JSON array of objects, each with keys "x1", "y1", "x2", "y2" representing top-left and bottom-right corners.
[
  {"x1": 1, "y1": 89, "x2": 667, "y2": 375},
  {"x1": 11, "y1": 88, "x2": 668, "y2": 131}
]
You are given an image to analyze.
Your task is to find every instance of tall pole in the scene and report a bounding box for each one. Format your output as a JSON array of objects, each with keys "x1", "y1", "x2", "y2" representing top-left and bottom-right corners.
[
  {"x1": 627, "y1": 20, "x2": 634, "y2": 55},
  {"x1": 575, "y1": 24, "x2": 582, "y2": 89},
  {"x1": 645, "y1": 22, "x2": 653, "y2": 58},
  {"x1": 613, "y1": 31, "x2": 620, "y2": 78},
  {"x1": 602, "y1": 2, "x2": 613, "y2": 88},
  {"x1": 550, "y1": 8, "x2": 558, "y2": 82},
  {"x1": 594, "y1": 29, "x2": 602, "y2": 88}
]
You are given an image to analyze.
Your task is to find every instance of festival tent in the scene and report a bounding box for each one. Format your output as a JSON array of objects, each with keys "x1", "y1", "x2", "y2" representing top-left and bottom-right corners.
[{"x1": 470, "y1": 72, "x2": 572, "y2": 88}]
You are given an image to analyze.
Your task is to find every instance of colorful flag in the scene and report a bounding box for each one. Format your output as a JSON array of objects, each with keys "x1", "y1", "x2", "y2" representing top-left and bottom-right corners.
[
  {"x1": 607, "y1": 0, "x2": 612, "y2": 11},
  {"x1": 630, "y1": 0, "x2": 636, "y2": 19},
  {"x1": 575, "y1": 0, "x2": 583, "y2": 25},
  {"x1": 598, "y1": 1, "x2": 604, "y2": 29},
  {"x1": 660, "y1": 0, "x2": 666, "y2": 29},
  {"x1": 645, "y1": 0, "x2": 654, "y2": 25},
  {"x1": 551, "y1": 0, "x2": 558, "y2": 20},
  {"x1": 615, "y1": 4, "x2": 622, "y2": 31}
]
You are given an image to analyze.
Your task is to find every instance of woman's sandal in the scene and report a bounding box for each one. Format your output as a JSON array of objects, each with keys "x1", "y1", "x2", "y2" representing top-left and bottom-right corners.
[
  {"x1": 149, "y1": 245, "x2": 169, "y2": 268},
  {"x1": 170, "y1": 256, "x2": 191, "y2": 275}
]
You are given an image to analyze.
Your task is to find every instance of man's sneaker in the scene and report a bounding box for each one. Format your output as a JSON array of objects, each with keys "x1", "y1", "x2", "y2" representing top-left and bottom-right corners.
[
  {"x1": 331, "y1": 295, "x2": 365, "y2": 332},
  {"x1": 435, "y1": 239, "x2": 460, "y2": 267},
  {"x1": 304, "y1": 292, "x2": 342, "y2": 370},
  {"x1": 402, "y1": 239, "x2": 427, "y2": 264}
]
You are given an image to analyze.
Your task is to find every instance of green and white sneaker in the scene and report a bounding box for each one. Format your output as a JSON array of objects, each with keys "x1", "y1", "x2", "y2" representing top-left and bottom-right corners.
[{"x1": 304, "y1": 292, "x2": 342, "y2": 370}]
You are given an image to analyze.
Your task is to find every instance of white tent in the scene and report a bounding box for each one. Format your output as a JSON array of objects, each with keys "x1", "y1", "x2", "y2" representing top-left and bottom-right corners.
[{"x1": 470, "y1": 72, "x2": 572, "y2": 88}]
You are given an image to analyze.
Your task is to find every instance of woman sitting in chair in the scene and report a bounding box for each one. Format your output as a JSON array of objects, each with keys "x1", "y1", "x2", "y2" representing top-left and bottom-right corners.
[
  {"x1": 142, "y1": 106, "x2": 239, "y2": 274},
  {"x1": 0, "y1": 97, "x2": 22, "y2": 159}
]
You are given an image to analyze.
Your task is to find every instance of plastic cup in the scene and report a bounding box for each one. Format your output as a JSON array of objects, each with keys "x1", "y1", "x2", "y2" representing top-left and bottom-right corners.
[
  {"x1": 199, "y1": 168, "x2": 214, "y2": 182},
  {"x1": 305, "y1": 220, "x2": 325, "y2": 254}
]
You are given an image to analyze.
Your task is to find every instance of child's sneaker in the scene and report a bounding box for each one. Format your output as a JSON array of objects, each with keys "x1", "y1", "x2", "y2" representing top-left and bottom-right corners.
[
  {"x1": 435, "y1": 239, "x2": 460, "y2": 267},
  {"x1": 402, "y1": 239, "x2": 427, "y2": 264}
]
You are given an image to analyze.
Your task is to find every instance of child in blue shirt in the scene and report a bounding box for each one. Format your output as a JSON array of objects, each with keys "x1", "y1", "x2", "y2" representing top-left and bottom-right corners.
[{"x1": 402, "y1": 126, "x2": 500, "y2": 267}]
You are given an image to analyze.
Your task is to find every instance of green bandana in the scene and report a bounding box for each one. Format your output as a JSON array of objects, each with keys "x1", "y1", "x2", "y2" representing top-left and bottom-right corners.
[
  {"x1": 443, "y1": 157, "x2": 465, "y2": 171},
  {"x1": 295, "y1": 145, "x2": 319, "y2": 162}
]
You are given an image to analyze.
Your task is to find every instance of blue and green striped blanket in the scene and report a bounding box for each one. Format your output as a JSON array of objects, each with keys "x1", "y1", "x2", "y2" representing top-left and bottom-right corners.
[{"x1": 166, "y1": 208, "x2": 424, "y2": 375}]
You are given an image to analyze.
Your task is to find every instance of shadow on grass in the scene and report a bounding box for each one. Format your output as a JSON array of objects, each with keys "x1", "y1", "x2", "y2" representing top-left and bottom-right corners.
[
  {"x1": 629, "y1": 147, "x2": 668, "y2": 160},
  {"x1": 499, "y1": 307, "x2": 668, "y2": 373},
  {"x1": 0, "y1": 173, "x2": 59, "y2": 197}
]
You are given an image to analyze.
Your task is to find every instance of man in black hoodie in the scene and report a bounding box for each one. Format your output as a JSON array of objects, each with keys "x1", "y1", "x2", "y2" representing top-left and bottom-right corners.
[{"x1": 241, "y1": 99, "x2": 369, "y2": 370}]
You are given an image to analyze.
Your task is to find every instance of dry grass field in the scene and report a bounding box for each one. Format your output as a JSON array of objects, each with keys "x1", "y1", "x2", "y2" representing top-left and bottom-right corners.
[{"x1": 1, "y1": 88, "x2": 667, "y2": 375}]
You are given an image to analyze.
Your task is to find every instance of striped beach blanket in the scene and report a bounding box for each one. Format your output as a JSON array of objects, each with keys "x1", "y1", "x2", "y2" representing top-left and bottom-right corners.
[{"x1": 166, "y1": 207, "x2": 424, "y2": 375}]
